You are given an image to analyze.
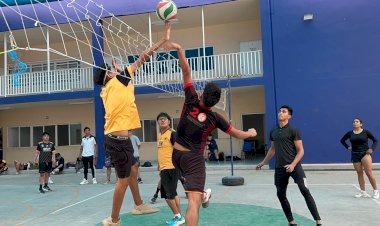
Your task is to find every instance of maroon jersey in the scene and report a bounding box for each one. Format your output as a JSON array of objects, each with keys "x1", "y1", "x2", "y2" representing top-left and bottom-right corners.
[{"x1": 175, "y1": 83, "x2": 232, "y2": 155}]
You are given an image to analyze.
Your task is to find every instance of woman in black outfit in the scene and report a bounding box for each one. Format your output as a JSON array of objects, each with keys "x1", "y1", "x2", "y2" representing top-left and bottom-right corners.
[{"x1": 340, "y1": 118, "x2": 379, "y2": 199}]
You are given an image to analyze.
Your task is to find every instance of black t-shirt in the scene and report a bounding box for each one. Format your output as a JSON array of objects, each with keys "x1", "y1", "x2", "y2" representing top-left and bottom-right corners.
[
  {"x1": 36, "y1": 142, "x2": 55, "y2": 163},
  {"x1": 270, "y1": 123, "x2": 301, "y2": 168},
  {"x1": 207, "y1": 139, "x2": 218, "y2": 152},
  {"x1": 175, "y1": 83, "x2": 232, "y2": 155},
  {"x1": 55, "y1": 157, "x2": 65, "y2": 171},
  {"x1": 340, "y1": 129, "x2": 378, "y2": 153}
]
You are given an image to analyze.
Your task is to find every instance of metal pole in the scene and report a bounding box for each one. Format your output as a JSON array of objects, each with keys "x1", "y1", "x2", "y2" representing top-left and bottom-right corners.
[
  {"x1": 47, "y1": 28, "x2": 50, "y2": 93},
  {"x1": 4, "y1": 33, "x2": 7, "y2": 97},
  {"x1": 228, "y1": 74, "x2": 233, "y2": 176},
  {"x1": 201, "y1": 7, "x2": 206, "y2": 74}
]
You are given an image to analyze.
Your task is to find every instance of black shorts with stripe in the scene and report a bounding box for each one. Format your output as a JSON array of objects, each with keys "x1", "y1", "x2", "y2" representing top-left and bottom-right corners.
[{"x1": 104, "y1": 134, "x2": 136, "y2": 178}]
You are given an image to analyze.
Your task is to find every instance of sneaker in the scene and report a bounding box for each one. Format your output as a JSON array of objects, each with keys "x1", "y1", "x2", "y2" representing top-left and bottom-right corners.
[
  {"x1": 103, "y1": 180, "x2": 111, "y2": 185},
  {"x1": 132, "y1": 203, "x2": 160, "y2": 215},
  {"x1": 80, "y1": 179, "x2": 89, "y2": 185},
  {"x1": 39, "y1": 187, "x2": 45, "y2": 194},
  {"x1": 354, "y1": 190, "x2": 370, "y2": 198},
  {"x1": 151, "y1": 194, "x2": 158, "y2": 204},
  {"x1": 48, "y1": 177, "x2": 54, "y2": 184},
  {"x1": 373, "y1": 190, "x2": 379, "y2": 199},
  {"x1": 202, "y1": 188, "x2": 212, "y2": 208},
  {"x1": 137, "y1": 177, "x2": 143, "y2": 184},
  {"x1": 43, "y1": 185, "x2": 52, "y2": 192},
  {"x1": 102, "y1": 217, "x2": 120, "y2": 226},
  {"x1": 167, "y1": 215, "x2": 185, "y2": 226},
  {"x1": 92, "y1": 178, "x2": 97, "y2": 184}
]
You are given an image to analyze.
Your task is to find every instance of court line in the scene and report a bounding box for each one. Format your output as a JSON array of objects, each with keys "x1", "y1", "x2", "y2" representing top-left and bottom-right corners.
[
  {"x1": 352, "y1": 184, "x2": 380, "y2": 206},
  {"x1": 50, "y1": 188, "x2": 114, "y2": 214}
]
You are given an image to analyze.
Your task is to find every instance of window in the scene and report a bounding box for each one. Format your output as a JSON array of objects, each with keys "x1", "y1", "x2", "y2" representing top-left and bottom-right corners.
[
  {"x1": 143, "y1": 120, "x2": 157, "y2": 142},
  {"x1": 8, "y1": 127, "x2": 19, "y2": 147},
  {"x1": 133, "y1": 121, "x2": 144, "y2": 142},
  {"x1": 69, "y1": 124, "x2": 81, "y2": 145},
  {"x1": 20, "y1": 127, "x2": 31, "y2": 147},
  {"x1": 44, "y1": 125, "x2": 56, "y2": 144},
  {"x1": 58, "y1": 125, "x2": 69, "y2": 146},
  {"x1": 33, "y1": 126, "x2": 43, "y2": 146},
  {"x1": 172, "y1": 118, "x2": 180, "y2": 131}
]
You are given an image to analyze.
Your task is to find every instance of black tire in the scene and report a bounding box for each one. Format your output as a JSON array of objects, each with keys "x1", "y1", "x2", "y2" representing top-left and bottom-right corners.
[{"x1": 222, "y1": 176, "x2": 244, "y2": 186}]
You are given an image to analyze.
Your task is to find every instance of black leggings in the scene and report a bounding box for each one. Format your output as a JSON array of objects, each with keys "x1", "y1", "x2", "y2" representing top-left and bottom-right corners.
[
  {"x1": 275, "y1": 164, "x2": 321, "y2": 222},
  {"x1": 82, "y1": 156, "x2": 95, "y2": 180}
]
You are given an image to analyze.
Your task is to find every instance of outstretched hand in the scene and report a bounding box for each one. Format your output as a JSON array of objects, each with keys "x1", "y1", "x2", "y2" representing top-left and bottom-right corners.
[
  {"x1": 164, "y1": 22, "x2": 171, "y2": 41},
  {"x1": 112, "y1": 58, "x2": 123, "y2": 73}
]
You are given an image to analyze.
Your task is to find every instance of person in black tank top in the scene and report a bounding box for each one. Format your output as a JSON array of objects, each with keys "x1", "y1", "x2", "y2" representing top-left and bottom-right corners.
[
  {"x1": 165, "y1": 41, "x2": 257, "y2": 226},
  {"x1": 340, "y1": 118, "x2": 379, "y2": 199}
]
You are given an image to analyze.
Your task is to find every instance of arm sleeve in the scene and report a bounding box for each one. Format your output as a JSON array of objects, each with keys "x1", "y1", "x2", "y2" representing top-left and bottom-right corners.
[
  {"x1": 36, "y1": 144, "x2": 41, "y2": 152},
  {"x1": 366, "y1": 130, "x2": 378, "y2": 150},
  {"x1": 215, "y1": 113, "x2": 232, "y2": 133},
  {"x1": 340, "y1": 132, "x2": 350, "y2": 149},
  {"x1": 184, "y1": 83, "x2": 198, "y2": 104},
  {"x1": 116, "y1": 66, "x2": 132, "y2": 87},
  {"x1": 93, "y1": 136, "x2": 97, "y2": 144},
  {"x1": 170, "y1": 131, "x2": 176, "y2": 145},
  {"x1": 293, "y1": 128, "x2": 302, "y2": 141}
]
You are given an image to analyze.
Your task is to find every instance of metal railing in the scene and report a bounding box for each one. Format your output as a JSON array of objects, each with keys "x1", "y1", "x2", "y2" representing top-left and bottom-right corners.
[{"x1": 0, "y1": 50, "x2": 262, "y2": 97}]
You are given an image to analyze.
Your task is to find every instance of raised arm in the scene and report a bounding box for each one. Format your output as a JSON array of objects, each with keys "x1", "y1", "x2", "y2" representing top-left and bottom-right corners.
[
  {"x1": 165, "y1": 42, "x2": 192, "y2": 85},
  {"x1": 129, "y1": 23, "x2": 171, "y2": 73}
]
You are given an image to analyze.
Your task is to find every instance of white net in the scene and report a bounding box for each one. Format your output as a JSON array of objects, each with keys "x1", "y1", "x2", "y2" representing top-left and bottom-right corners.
[{"x1": 0, "y1": 0, "x2": 226, "y2": 111}]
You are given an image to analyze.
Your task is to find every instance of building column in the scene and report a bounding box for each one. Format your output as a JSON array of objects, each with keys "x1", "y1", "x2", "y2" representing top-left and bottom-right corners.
[
  {"x1": 92, "y1": 20, "x2": 105, "y2": 169},
  {"x1": 261, "y1": 0, "x2": 277, "y2": 169}
]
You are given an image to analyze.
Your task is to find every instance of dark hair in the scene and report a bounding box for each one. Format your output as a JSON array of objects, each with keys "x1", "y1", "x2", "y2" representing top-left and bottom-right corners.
[
  {"x1": 55, "y1": 153, "x2": 61, "y2": 158},
  {"x1": 280, "y1": 105, "x2": 293, "y2": 116},
  {"x1": 84, "y1": 127, "x2": 90, "y2": 132},
  {"x1": 202, "y1": 82, "x2": 221, "y2": 108},
  {"x1": 94, "y1": 63, "x2": 111, "y2": 85},
  {"x1": 42, "y1": 132, "x2": 50, "y2": 136},
  {"x1": 157, "y1": 112, "x2": 171, "y2": 122},
  {"x1": 354, "y1": 118, "x2": 363, "y2": 123}
]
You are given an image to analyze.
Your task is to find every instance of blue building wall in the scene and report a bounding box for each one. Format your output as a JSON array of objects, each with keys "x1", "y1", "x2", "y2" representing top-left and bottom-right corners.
[{"x1": 261, "y1": 0, "x2": 380, "y2": 164}]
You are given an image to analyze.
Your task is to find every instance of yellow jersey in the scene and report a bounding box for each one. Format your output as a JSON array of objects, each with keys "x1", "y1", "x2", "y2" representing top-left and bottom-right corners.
[
  {"x1": 157, "y1": 128, "x2": 175, "y2": 170},
  {"x1": 101, "y1": 66, "x2": 141, "y2": 134}
]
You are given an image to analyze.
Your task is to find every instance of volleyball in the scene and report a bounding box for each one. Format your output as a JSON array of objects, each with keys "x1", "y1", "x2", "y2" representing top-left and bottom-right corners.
[{"x1": 156, "y1": 0, "x2": 178, "y2": 21}]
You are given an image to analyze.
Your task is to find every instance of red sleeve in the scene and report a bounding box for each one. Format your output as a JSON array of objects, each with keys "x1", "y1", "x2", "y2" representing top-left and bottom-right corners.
[
  {"x1": 184, "y1": 83, "x2": 198, "y2": 103},
  {"x1": 215, "y1": 112, "x2": 231, "y2": 133}
]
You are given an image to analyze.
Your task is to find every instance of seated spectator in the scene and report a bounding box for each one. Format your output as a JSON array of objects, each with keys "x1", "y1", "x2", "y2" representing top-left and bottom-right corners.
[
  {"x1": 14, "y1": 160, "x2": 33, "y2": 174},
  {"x1": 52, "y1": 153, "x2": 65, "y2": 175},
  {"x1": 205, "y1": 134, "x2": 220, "y2": 164},
  {"x1": 0, "y1": 159, "x2": 8, "y2": 174}
]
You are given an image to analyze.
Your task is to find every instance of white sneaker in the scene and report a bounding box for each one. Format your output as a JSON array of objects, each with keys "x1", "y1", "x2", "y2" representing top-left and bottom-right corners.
[
  {"x1": 80, "y1": 179, "x2": 89, "y2": 185},
  {"x1": 202, "y1": 188, "x2": 212, "y2": 208},
  {"x1": 48, "y1": 177, "x2": 54, "y2": 184},
  {"x1": 373, "y1": 190, "x2": 379, "y2": 199},
  {"x1": 92, "y1": 178, "x2": 97, "y2": 184},
  {"x1": 354, "y1": 190, "x2": 370, "y2": 198}
]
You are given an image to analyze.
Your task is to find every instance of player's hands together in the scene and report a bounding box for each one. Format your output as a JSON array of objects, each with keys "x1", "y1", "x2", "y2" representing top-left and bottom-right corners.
[{"x1": 247, "y1": 128, "x2": 257, "y2": 137}]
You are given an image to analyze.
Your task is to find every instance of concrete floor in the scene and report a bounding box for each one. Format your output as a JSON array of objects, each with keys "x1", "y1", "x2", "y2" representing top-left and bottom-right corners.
[{"x1": 0, "y1": 163, "x2": 379, "y2": 226}]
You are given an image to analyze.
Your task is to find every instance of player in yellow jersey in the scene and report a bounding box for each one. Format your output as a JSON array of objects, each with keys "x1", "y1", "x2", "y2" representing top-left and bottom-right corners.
[
  {"x1": 156, "y1": 112, "x2": 185, "y2": 226},
  {"x1": 97, "y1": 23, "x2": 171, "y2": 226}
]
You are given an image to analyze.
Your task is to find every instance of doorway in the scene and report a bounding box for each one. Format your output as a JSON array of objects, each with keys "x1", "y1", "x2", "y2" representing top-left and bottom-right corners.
[{"x1": 242, "y1": 113, "x2": 266, "y2": 159}]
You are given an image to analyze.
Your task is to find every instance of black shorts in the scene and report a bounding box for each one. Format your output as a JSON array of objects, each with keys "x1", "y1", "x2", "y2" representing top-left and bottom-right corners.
[
  {"x1": 172, "y1": 149, "x2": 205, "y2": 193},
  {"x1": 104, "y1": 134, "x2": 136, "y2": 179},
  {"x1": 275, "y1": 164, "x2": 306, "y2": 187},
  {"x1": 351, "y1": 152, "x2": 367, "y2": 163},
  {"x1": 39, "y1": 162, "x2": 52, "y2": 173},
  {"x1": 160, "y1": 169, "x2": 179, "y2": 199}
]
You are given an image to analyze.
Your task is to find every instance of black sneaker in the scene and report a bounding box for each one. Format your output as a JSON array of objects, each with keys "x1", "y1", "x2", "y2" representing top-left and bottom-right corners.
[
  {"x1": 137, "y1": 178, "x2": 143, "y2": 184},
  {"x1": 43, "y1": 186, "x2": 52, "y2": 192},
  {"x1": 39, "y1": 187, "x2": 45, "y2": 194},
  {"x1": 151, "y1": 194, "x2": 158, "y2": 203}
]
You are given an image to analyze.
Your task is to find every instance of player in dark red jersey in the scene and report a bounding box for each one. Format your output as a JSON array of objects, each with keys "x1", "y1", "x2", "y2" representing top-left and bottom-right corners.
[{"x1": 166, "y1": 42, "x2": 257, "y2": 226}]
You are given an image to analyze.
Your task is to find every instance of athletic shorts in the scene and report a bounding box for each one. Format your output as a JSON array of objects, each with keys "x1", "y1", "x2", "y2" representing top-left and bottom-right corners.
[
  {"x1": 104, "y1": 134, "x2": 136, "y2": 179},
  {"x1": 39, "y1": 162, "x2": 52, "y2": 173},
  {"x1": 160, "y1": 168, "x2": 179, "y2": 199},
  {"x1": 172, "y1": 149, "x2": 205, "y2": 193},
  {"x1": 275, "y1": 164, "x2": 306, "y2": 187},
  {"x1": 351, "y1": 152, "x2": 367, "y2": 163}
]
